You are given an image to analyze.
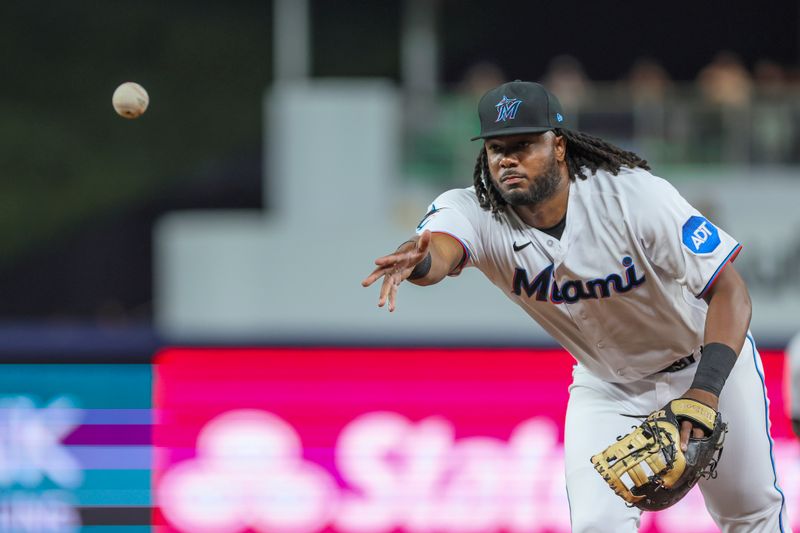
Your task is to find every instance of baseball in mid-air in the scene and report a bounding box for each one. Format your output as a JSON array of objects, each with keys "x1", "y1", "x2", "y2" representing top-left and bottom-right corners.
[{"x1": 112, "y1": 82, "x2": 149, "y2": 119}]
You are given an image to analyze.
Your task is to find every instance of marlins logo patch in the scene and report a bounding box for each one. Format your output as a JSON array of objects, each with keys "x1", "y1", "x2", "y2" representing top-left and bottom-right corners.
[
  {"x1": 495, "y1": 96, "x2": 522, "y2": 122},
  {"x1": 682, "y1": 216, "x2": 720, "y2": 254},
  {"x1": 417, "y1": 205, "x2": 444, "y2": 230}
]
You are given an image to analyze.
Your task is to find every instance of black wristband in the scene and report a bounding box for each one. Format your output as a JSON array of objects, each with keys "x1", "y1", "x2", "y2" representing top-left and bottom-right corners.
[
  {"x1": 408, "y1": 252, "x2": 432, "y2": 280},
  {"x1": 690, "y1": 342, "x2": 738, "y2": 396}
]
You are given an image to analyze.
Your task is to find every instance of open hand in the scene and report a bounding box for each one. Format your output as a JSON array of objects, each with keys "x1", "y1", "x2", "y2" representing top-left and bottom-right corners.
[
  {"x1": 361, "y1": 230, "x2": 432, "y2": 312},
  {"x1": 679, "y1": 388, "x2": 720, "y2": 451}
]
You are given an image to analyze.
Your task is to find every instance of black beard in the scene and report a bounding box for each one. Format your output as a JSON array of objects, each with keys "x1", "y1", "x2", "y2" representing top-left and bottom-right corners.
[{"x1": 497, "y1": 157, "x2": 562, "y2": 207}]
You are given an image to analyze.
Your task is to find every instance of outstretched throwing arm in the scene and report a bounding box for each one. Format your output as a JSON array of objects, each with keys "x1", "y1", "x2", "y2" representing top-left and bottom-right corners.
[{"x1": 361, "y1": 230, "x2": 465, "y2": 312}]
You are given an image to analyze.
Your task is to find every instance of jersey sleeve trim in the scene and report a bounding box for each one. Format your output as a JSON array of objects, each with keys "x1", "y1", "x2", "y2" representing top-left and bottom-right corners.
[
  {"x1": 696, "y1": 243, "x2": 743, "y2": 299},
  {"x1": 431, "y1": 231, "x2": 470, "y2": 276}
]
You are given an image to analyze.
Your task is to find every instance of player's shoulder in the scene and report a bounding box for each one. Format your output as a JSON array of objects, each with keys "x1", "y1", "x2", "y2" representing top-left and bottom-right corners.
[
  {"x1": 432, "y1": 186, "x2": 479, "y2": 205},
  {"x1": 586, "y1": 166, "x2": 681, "y2": 205},
  {"x1": 592, "y1": 165, "x2": 673, "y2": 193},
  {"x1": 425, "y1": 186, "x2": 509, "y2": 231},
  {"x1": 429, "y1": 187, "x2": 486, "y2": 216}
]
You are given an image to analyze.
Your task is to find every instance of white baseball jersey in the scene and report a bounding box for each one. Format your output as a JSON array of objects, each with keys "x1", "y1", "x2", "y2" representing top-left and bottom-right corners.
[{"x1": 416, "y1": 166, "x2": 742, "y2": 383}]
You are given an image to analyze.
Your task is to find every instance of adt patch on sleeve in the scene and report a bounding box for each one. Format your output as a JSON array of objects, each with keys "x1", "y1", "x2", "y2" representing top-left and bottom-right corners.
[{"x1": 682, "y1": 216, "x2": 721, "y2": 254}]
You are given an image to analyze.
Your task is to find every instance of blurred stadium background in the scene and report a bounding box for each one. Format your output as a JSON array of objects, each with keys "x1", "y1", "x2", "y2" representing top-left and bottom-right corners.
[{"x1": 1, "y1": 0, "x2": 798, "y2": 531}]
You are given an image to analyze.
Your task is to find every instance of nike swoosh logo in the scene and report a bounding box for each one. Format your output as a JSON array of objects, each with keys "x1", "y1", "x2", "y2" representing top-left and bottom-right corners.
[{"x1": 513, "y1": 241, "x2": 532, "y2": 252}]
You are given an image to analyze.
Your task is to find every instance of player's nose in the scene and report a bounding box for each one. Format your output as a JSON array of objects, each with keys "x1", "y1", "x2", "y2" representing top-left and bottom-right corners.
[{"x1": 499, "y1": 153, "x2": 520, "y2": 167}]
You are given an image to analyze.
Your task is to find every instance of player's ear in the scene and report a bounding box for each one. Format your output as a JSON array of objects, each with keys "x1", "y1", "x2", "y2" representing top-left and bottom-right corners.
[{"x1": 553, "y1": 132, "x2": 567, "y2": 162}]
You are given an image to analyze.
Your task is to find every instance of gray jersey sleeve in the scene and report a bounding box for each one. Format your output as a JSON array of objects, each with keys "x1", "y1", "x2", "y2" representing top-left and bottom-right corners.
[
  {"x1": 414, "y1": 188, "x2": 484, "y2": 276},
  {"x1": 628, "y1": 175, "x2": 741, "y2": 298}
]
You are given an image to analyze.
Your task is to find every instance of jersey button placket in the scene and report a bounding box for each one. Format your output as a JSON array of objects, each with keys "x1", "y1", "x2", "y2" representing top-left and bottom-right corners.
[{"x1": 550, "y1": 241, "x2": 563, "y2": 263}]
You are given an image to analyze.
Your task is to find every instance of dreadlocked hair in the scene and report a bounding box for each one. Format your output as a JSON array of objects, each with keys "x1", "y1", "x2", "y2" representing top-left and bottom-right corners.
[{"x1": 472, "y1": 128, "x2": 650, "y2": 214}]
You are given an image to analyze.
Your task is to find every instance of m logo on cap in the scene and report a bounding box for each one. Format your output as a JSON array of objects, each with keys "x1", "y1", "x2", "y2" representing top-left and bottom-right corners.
[{"x1": 495, "y1": 96, "x2": 522, "y2": 122}]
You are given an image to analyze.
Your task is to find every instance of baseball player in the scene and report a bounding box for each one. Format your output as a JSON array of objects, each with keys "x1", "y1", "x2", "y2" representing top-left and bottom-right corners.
[{"x1": 362, "y1": 80, "x2": 790, "y2": 532}]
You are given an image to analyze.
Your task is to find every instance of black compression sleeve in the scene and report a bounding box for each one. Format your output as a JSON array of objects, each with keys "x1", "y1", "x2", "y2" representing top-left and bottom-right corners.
[
  {"x1": 407, "y1": 252, "x2": 432, "y2": 280},
  {"x1": 690, "y1": 343, "x2": 738, "y2": 396}
]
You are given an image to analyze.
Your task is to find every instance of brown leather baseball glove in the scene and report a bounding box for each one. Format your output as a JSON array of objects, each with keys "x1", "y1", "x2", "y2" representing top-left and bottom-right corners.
[{"x1": 590, "y1": 398, "x2": 727, "y2": 511}]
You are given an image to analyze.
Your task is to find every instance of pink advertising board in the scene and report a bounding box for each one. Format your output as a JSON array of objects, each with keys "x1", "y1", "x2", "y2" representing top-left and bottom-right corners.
[{"x1": 153, "y1": 347, "x2": 798, "y2": 532}]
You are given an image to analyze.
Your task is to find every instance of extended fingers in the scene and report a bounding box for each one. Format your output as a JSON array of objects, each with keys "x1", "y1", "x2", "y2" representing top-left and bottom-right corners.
[
  {"x1": 375, "y1": 270, "x2": 404, "y2": 311},
  {"x1": 362, "y1": 265, "x2": 390, "y2": 287},
  {"x1": 388, "y1": 278, "x2": 399, "y2": 312},
  {"x1": 364, "y1": 248, "x2": 416, "y2": 310},
  {"x1": 375, "y1": 243, "x2": 429, "y2": 269},
  {"x1": 374, "y1": 252, "x2": 411, "y2": 268},
  {"x1": 377, "y1": 275, "x2": 390, "y2": 307},
  {"x1": 363, "y1": 253, "x2": 412, "y2": 286}
]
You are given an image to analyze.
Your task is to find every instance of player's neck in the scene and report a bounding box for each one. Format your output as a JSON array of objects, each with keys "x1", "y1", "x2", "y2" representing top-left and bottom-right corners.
[{"x1": 512, "y1": 173, "x2": 570, "y2": 230}]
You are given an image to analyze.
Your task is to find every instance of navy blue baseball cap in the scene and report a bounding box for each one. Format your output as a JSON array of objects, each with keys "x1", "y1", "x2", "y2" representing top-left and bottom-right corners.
[{"x1": 471, "y1": 80, "x2": 567, "y2": 141}]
